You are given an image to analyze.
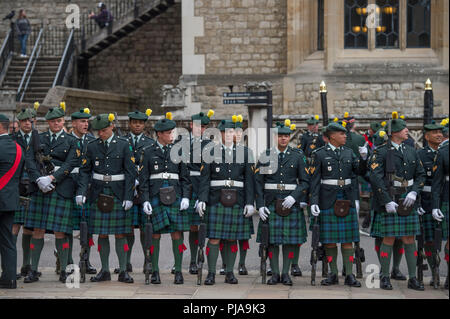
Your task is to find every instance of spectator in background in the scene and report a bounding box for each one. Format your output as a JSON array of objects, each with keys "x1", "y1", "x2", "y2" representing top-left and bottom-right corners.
[
  {"x1": 15, "y1": 9, "x2": 31, "y2": 58},
  {"x1": 88, "y1": 2, "x2": 113, "y2": 29},
  {"x1": 8, "y1": 120, "x2": 18, "y2": 134}
]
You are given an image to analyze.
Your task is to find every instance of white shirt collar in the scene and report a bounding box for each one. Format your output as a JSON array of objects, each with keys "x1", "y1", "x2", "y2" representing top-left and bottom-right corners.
[
  {"x1": 391, "y1": 141, "x2": 400, "y2": 150},
  {"x1": 276, "y1": 146, "x2": 288, "y2": 154},
  {"x1": 130, "y1": 132, "x2": 143, "y2": 141},
  {"x1": 20, "y1": 129, "x2": 31, "y2": 137},
  {"x1": 49, "y1": 129, "x2": 64, "y2": 139},
  {"x1": 328, "y1": 143, "x2": 338, "y2": 151},
  {"x1": 72, "y1": 131, "x2": 85, "y2": 140}
]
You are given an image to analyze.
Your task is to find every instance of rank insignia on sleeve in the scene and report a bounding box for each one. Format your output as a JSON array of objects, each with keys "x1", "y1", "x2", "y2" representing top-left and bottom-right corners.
[
  {"x1": 254, "y1": 168, "x2": 260, "y2": 173},
  {"x1": 433, "y1": 165, "x2": 437, "y2": 172},
  {"x1": 82, "y1": 158, "x2": 87, "y2": 165},
  {"x1": 200, "y1": 165, "x2": 204, "y2": 172},
  {"x1": 309, "y1": 166, "x2": 315, "y2": 174},
  {"x1": 76, "y1": 149, "x2": 81, "y2": 157},
  {"x1": 131, "y1": 157, "x2": 135, "y2": 163},
  {"x1": 371, "y1": 162, "x2": 379, "y2": 170},
  {"x1": 305, "y1": 167, "x2": 309, "y2": 174}
]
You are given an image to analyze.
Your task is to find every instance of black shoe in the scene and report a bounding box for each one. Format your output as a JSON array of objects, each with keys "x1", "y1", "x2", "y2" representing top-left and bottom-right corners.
[
  {"x1": 408, "y1": 277, "x2": 425, "y2": 291},
  {"x1": 225, "y1": 272, "x2": 238, "y2": 284},
  {"x1": 23, "y1": 270, "x2": 39, "y2": 283},
  {"x1": 380, "y1": 276, "x2": 393, "y2": 290},
  {"x1": 204, "y1": 272, "x2": 216, "y2": 285},
  {"x1": 113, "y1": 267, "x2": 120, "y2": 274},
  {"x1": 59, "y1": 271, "x2": 68, "y2": 283},
  {"x1": 344, "y1": 274, "x2": 361, "y2": 287},
  {"x1": 174, "y1": 271, "x2": 184, "y2": 284},
  {"x1": 281, "y1": 273, "x2": 293, "y2": 286},
  {"x1": 189, "y1": 262, "x2": 198, "y2": 275},
  {"x1": 267, "y1": 268, "x2": 272, "y2": 276},
  {"x1": 171, "y1": 266, "x2": 175, "y2": 275},
  {"x1": 86, "y1": 261, "x2": 97, "y2": 275},
  {"x1": 291, "y1": 264, "x2": 302, "y2": 277},
  {"x1": 342, "y1": 269, "x2": 346, "y2": 277},
  {"x1": 151, "y1": 271, "x2": 161, "y2": 284},
  {"x1": 320, "y1": 273, "x2": 338, "y2": 286},
  {"x1": 0, "y1": 280, "x2": 16, "y2": 289},
  {"x1": 239, "y1": 264, "x2": 248, "y2": 275},
  {"x1": 118, "y1": 271, "x2": 134, "y2": 284},
  {"x1": 267, "y1": 273, "x2": 281, "y2": 285},
  {"x1": 90, "y1": 270, "x2": 111, "y2": 282},
  {"x1": 220, "y1": 264, "x2": 226, "y2": 275},
  {"x1": 20, "y1": 265, "x2": 31, "y2": 277},
  {"x1": 16, "y1": 273, "x2": 22, "y2": 280},
  {"x1": 391, "y1": 269, "x2": 407, "y2": 281},
  {"x1": 429, "y1": 279, "x2": 440, "y2": 287}
]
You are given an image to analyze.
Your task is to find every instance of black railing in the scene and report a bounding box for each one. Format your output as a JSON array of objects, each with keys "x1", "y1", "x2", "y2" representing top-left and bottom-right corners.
[
  {"x1": 53, "y1": 28, "x2": 75, "y2": 88},
  {"x1": 29, "y1": 25, "x2": 69, "y2": 57},
  {"x1": 0, "y1": 29, "x2": 14, "y2": 81},
  {"x1": 17, "y1": 28, "x2": 44, "y2": 102}
]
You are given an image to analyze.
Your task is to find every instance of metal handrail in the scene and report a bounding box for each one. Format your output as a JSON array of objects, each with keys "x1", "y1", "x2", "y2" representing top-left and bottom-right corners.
[
  {"x1": 0, "y1": 29, "x2": 13, "y2": 77},
  {"x1": 16, "y1": 27, "x2": 44, "y2": 101},
  {"x1": 53, "y1": 28, "x2": 75, "y2": 88},
  {"x1": 20, "y1": 44, "x2": 41, "y2": 102}
]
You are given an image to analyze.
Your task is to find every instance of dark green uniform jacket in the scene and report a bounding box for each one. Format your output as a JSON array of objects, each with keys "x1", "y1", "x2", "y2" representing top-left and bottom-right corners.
[
  {"x1": 25, "y1": 131, "x2": 78, "y2": 199},
  {"x1": 417, "y1": 146, "x2": 437, "y2": 212},
  {"x1": 299, "y1": 131, "x2": 325, "y2": 159},
  {"x1": 71, "y1": 133, "x2": 96, "y2": 191},
  {"x1": 432, "y1": 143, "x2": 449, "y2": 208},
  {"x1": 11, "y1": 131, "x2": 33, "y2": 195},
  {"x1": 255, "y1": 146, "x2": 309, "y2": 209},
  {"x1": 186, "y1": 135, "x2": 210, "y2": 196},
  {"x1": 309, "y1": 144, "x2": 367, "y2": 210},
  {"x1": 78, "y1": 135, "x2": 136, "y2": 202},
  {"x1": 345, "y1": 131, "x2": 366, "y2": 156},
  {"x1": 368, "y1": 142, "x2": 426, "y2": 213}
]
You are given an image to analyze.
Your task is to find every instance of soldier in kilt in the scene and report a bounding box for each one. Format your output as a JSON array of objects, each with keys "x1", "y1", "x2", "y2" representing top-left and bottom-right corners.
[
  {"x1": 11, "y1": 108, "x2": 35, "y2": 279},
  {"x1": 431, "y1": 127, "x2": 449, "y2": 289},
  {"x1": 416, "y1": 122, "x2": 444, "y2": 285},
  {"x1": 309, "y1": 121, "x2": 368, "y2": 287},
  {"x1": 138, "y1": 112, "x2": 191, "y2": 285},
  {"x1": 369, "y1": 112, "x2": 426, "y2": 291},
  {"x1": 255, "y1": 120, "x2": 309, "y2": 285},
  {"x1": 24, "y1": 104, "x2": 79, "y2": 283},
  {"x1": 197, "y1": 117, "x2": 256, "y2": 285},
  {"x1": 76, "y1": 114, "x2": 136, "y2": 284},
  {"x1": 68, "y1": 108, "x2": 97, "y2": 275},
  {"x1": 113, "y1": 109, "x2": 154, "y2": 275}
]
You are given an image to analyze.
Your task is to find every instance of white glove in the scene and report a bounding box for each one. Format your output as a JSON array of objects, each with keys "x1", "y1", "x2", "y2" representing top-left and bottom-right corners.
[
  {"x1": 311, "y1": 204, "x2": 321, "y2": 217},
  {"x1": 143, "y1": 201, "x2": 153, "y2": 215},
  {"x1": 282, "y1": 195, "x2": 296, "y2": 209},
  {"x1": 197, "y1": 201, "x2": 206, "y2": 217},
  {"x1": 385, "y1": 201, "x2": 398, "y2": 214},
  {"x1": 42, "y1": 183, "x2": 55, "y2": 193},
  {"x1": 403, "y1": 191, "x2": 417, "y2": 208},
  {"x1": 258, "y1": 207, "x2": 270, "y2": 221},
  {"x1": 135, "y1": 179, "x2": 139, "y2": 187},
  {"x1": 134, "y1": 179, "x2": 139, "y2": 197},
  {"x1": 358, "y1": 145, "x2": 368, "y2": 160},
  {"x1": 300, "y1": 202, "x2": 308, "y2": 209},
  {"x1": 194, "y1": 200, "x2": 199, "y2": 211},
  {"x1": 76, "y1": 195, "x2": 86, "y2": 206},
  {"x1": 417, "y1": 207, "x2": 426, "y2": 216},
  {"x1": 432, "y1": 209, "x2": 444, "y2": 222},
  {"x1": 122, "y1": 200, "x2": 133, "y2": 211},
  {"x1": 37, "y1": 176, "x2": 53, "y2": 191},
  {"x1": 180, "y1": 198, "x2": 190, "y2": 211},
  {"x1": 243, "y1": 205, "x2": 255, "y2": 218},
  {"x1": 355, "y1": 200, "x2": 360, "y2": 215}
]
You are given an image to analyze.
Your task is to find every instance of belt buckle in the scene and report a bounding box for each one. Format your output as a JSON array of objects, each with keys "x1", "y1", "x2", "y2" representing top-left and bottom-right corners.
[
  {"x1": 277, "y1": 184, "x2": 285, "y2": 191},
  {"x1": 162, "y1": 172, "x2": 170, "y2": 179},
  {"x1": 103, "y1": 175, "x2": 112, "y2": 182},
  {"x1": 338, "y1": 180, "x2": 345, "y2": 186},
  {"x1": 401, "y1": 180, "x2": 408, "y2": 187},
  {"x1": 225, "y1": 180, "x2": 233, "y2": 187}
]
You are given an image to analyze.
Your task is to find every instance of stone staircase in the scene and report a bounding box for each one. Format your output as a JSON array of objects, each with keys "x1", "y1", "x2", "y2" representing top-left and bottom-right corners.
[{"x1": 1, "y1": 56, "x2": 60, "y2": 103}]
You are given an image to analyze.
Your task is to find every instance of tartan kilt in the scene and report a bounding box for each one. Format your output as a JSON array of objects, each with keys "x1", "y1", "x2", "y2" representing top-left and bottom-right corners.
[
  {"x1": 256, "y1": 204, "x2": 307, "y2": 245},
  {"x1": 88, "y1": 187, "x2": 132, "y2": 235},
  {"x1": 149, "y1": 196, "x2": 189, "y2": 234},
  {"x1": 370, "y1": 209, "x2": 420, "y2": 238},
  {"x1": 441, "y1": 201, "x2": 449, "y2": 239},
  {"x1": 421, "y1": 212, "x2": 437, "y2": 242},
  {"x1": 359, "y1": 177, "x2": 371, "y2": 193},
  {"x1": 130, "y1": 204, "x2": 141, "y2": 228},
  {"x1": 71, "y1": 198, "x2": 91, "y2": 231},
  {"x1": 187, "y1": 192, "x2": 201, "y2": 226},
  {"x1": 14, "y1": 202, "x2": 28, "y2": 225},
  {"x1": 206, "y1": 203, "x2": 252, "y2": 240},
  {"x1": 25, "y1": 191, "x2": 73, "y2": 234}
]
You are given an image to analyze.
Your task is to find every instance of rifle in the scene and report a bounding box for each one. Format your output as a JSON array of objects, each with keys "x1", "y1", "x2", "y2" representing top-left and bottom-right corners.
[
  {"x1": 143, "y1": 214, "x2": 153, "y2": 285},
  {"x1": 79, "y1": 204, "x2": 89, "y2": 283},
  {"x1": 259, "y1": 220, "x2": 269, "y2": 284},
  {"x1": 310, "y1": 217, "x2": 320, "y2": 285},
  {"x1": 432, "y1": 222, "x2": 442, "y2": 289},
  {"x1": 416, "y1": 215, "x2": 428, "y2": 283},
  {"x1": 196, "y1": 218, "x2": 206, "y2": 285},
  {"x1": 354, "y1": 241, "x2": 365, "y2": 279},
  {"x1": 318, "y1": 244, "x2": 328, "y2": 277}
]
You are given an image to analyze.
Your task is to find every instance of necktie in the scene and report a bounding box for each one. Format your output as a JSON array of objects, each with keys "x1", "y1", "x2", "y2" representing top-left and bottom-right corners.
[
  {"x1": 51, "y1": 133, "x2": 57, "y2": 144},
  {"x1": 134, "y1": 136, "x2": 138, "y2": 148},
  {"x1": 104, "y1": 141, "x2": 108, "y2": 150},
  {"x1": 163, "y1": 145, "x2": 168, "y2": 154},
  {"x1": 279, "y1": 152, "x2": 285, "y2": 162},
  {"x1": 335, "y1": 148, "x2": 341, "y2": 158},
  {"x1": 24, "y1": 134, "x2": 29, "y2": 145}
]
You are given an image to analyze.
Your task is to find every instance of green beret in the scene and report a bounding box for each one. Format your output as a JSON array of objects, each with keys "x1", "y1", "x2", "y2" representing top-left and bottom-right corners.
[
  {"x1": 154, "y1": 118, "x2": 176, "y2": 132},
  {"x1": 370, "y1": 122, "x2": 382, "y2": 132},
  {"x1": 235, "y1": 121, "x2": 243, "y2": 129},
  {"x1": 17, "y1": 108, "x2": 33, "y2": 120},
  {"x1": 45, "y1": 107, "x2": 65, "y2": 120},
  {"x1": 373, "y1": 130, "x2": 388, "y2": 147},
  {"x1": 325, "y1": 122, "x2": 347, "y2": 133},
  {"x1": 0, "y1": 113, "x2": 9, "y2": 121},
  {"x1": 217, "y1": 120, "x2": 235, "y2": 131},
  {"x1": 306, "y1": 117, "x2": 320, "y2": 125},
  {"x1": 128, "y1": 110, "x2": 148, "y2": 121},
  {"x1": 390, "y1": 118, "x2": 407, "y2": 133},
  {"x1": 71, "y1": 108, "x2": 92, "y2": 120},
  {"x1": 191, "y1": 112, "x2": 211, "y2": 125},
  {"x1": 424, "y1": 121, "x2": 444, "y2": 132},
  {"x1": 91, "y1": 114, "x2": 113, "y2": 130},
  {"x1": 274, "y1": 122, "x2": 294, "y2": 135}
]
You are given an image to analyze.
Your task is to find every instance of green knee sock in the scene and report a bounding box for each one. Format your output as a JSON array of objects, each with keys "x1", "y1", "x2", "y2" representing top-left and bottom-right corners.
[
  {"x1": 341, "y1": 247, "x2": 355, "y2": 277},
  {"x1": 392, "y1": 239, "x2": 404, "y2": 272},
  {"x1": 268, "y1": 245, "x2": 280, "y2": 275},
  {"x1": 292, "y1": 244, "x2": 300, "y2": 266},
  {"x1": 151, "y1": 238, "x2": 160, "y2": 272},
  {"x1": 404, "y1": 243, "x2": 418, "y2": 279},
  {"x1": 238, "y1": 240, "x2": 248, "y2": 266},
  {"x1": 375, "y1": 237, "x2": 383, "y2": 263},
  {"x1": 172, "y1": 238, "x2": 184, "y2": 272},
  {"x1": 220, "y1": 240, "x2": 226, "y2": 267},
  {"x1": 98, "y1": 237, "x2": 110, "y2": 272},
  {"x1": 207, "y1": 242, "x2": 220, "y2": 274},
  {"x1": 380, "y1": 243, "x2": 393, "y2": 277},
  {"x1": 67, "y1": 233, "x2": 74, "y2": 265},
  {"x1": 22, "y1": 233, "x2": 32, "y2": 267},
  {"x1": 282, "y1": 244, "x2": 295, "y2": 274},
  {"x1": 115, "y1": 237, "x2": 128, "y2": 272},
  {"x1": 126, "y1": 234, "x2": 135, "y2": 265},
  {"x1": 55, "y1": 238, "x2": 70, "y2": 273},
  {"x1": 325, "y1": 246, "x2": 338, "y2": 275},
  {"x1": 424, "y1": 243, "x2": 435, "y2": 270},
  {"x1": 30, "y1": 238, "x2": 44, "y2": 271},
  {"x1": 226, "y1": 241, "x2": 238, "y2": 272},
  {"x1": 189, "y1": 231, "x2": 199, "y2": 263}
]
